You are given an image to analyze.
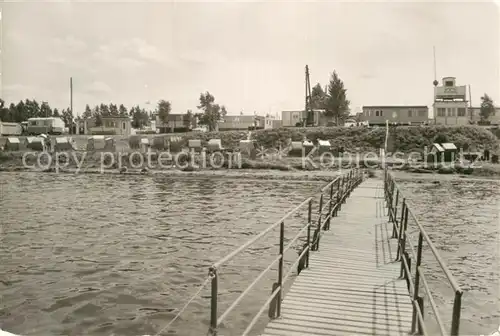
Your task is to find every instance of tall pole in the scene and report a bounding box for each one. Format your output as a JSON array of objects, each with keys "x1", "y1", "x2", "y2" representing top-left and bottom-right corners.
[
  {"x1": 70, "y1": 77, "x2": 73, "y2": 134},
  {"x1": 468, "y1": 84, "x2": 473, "y2": 120},
  {"x1": 304, "y1": 65, "x2": 308, "y2": 127},
  {"x1": 70, "y1": 77, "x2": 73, "y2": 116},
  {"x1": 433, "y1": 46, "x2": 437, "y2": 82},
  {"x1": 432, "y1": 46, "x2": 438, "y2": 125}
]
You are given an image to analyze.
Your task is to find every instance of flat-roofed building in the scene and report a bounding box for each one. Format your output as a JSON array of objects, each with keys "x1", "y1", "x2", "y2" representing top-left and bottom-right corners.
[{"x1": 361, "y1": 106, "x2": 429, "y2": 126}]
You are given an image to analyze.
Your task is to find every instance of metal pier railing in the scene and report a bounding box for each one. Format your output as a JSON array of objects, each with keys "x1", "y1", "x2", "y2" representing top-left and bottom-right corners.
[
  {"x1": 384, "y1": 169, "x2": 463, "y2": 336},
  {"x1": 206, "y1": 169, "x2": 363, "y2": 336}
]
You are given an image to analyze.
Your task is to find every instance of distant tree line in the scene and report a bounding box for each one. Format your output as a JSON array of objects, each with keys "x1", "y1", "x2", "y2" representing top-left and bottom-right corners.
[
  {"x1": 0, "y1": 91, "x2": 229, "y2": 131},
  {"x1": 0, "y1": 98, "x2": 75, "y2": 128}
]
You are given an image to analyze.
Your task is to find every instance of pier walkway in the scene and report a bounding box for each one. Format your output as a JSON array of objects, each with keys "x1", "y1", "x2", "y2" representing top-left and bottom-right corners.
[
  {"x1": 200, "y1": 169, "x2": 463, "y2": 336},
  {"x1": 260, "y1": 178, "x2": 412, "y2": 336}
]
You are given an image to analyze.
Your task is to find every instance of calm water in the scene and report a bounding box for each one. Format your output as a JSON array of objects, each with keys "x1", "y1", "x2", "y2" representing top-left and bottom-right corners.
[
  {"x1": 1, "y1": 172, "x2": 499, "y2": 336},
  {"x1": 0, "y1": 172, "x2": 324, "y2": 336},
  {"x1": 397, "y1": 176, "x2": 500, "y2": 335}
]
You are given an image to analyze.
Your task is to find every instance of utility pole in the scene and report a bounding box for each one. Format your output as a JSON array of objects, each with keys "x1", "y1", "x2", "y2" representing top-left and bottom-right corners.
[
  {"x1": 432, "y1": 46, "x2": 439, "y2": 125},
  {"x1": 468, "y1": 84, "x2": 473, "y2": 121},
  {"x1": 70, "y1": 77, "x2": 73, "y2": 134},
  {"x1": 69, "y1": 77, "x2": 73, "y2": 134}
]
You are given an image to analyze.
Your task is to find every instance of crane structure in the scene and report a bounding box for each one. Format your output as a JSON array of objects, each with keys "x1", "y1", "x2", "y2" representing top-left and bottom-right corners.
[{"x1": 304, "y1": 65, "x2": 314, "y2": 127}]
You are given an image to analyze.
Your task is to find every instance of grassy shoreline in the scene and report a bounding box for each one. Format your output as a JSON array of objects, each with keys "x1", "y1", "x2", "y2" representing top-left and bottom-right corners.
[
  {"x1": 1, "y1": 125, "x2": 498, "y2": 153},
  {"x1": 1, "y1": 150, "x2": 499, "y2": 179}
]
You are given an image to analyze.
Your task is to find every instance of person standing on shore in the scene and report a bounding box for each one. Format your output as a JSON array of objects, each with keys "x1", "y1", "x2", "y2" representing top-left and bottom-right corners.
[{"x1": 45, "y1": 137, "x2": 51, "y2": 152}]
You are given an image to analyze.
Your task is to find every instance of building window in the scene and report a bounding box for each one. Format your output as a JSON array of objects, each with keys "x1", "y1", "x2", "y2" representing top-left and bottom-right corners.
[
  {"x1": 419, "y1": 110, "x2": 426, "y2": 117},
  {"x1": 447, "y1": 108, "x2": 455, "y2": 116},
  {"x1": 408, "y1": 110, "x2": 413, "y2": 117},
  {"x1": 123, "y1": 122, "x2": 126, "y2": 129},
  {"x1": 375, "y1": 110, "x2": 383, "y2": 117},
  {"x1": 437, "y1": 108, "x2": 446, "y2": 117},
  {"x1": 445, "y1": 81, "x2": 454, "y2": 87},
  {"x1": 457, "y1": 108, "x2": 466, "y2": 117}
]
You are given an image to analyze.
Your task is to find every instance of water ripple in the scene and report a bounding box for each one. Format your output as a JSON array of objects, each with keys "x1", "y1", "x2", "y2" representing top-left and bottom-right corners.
[
  {"x1": 398, "y1": 178, "x2": 500, "y2": 335},
  {"x1": 0, "y1": 172, "x2": 321, "y2": 336}
]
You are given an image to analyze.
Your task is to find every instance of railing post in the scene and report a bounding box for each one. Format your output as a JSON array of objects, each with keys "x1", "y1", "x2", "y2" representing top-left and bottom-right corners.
[
  {"x1": 306, "y1": 199, "x2": 312, "y2": 268},
  {"x1": 276, "y1": 221, "x2": 284, "y2": 318},
  {"x1": 327, "y1": 183, "x2": 334, "y2": 230},
  {"x1": 342, "y1": 175, "x2": 347, "y2": 203},
  {"x1": 450, "y1": 290, "x2": 463, "y2": 336},
  {"x1": 395, "y1": 199, "x2": 405, "y2": 260},
  {"x1": 336, "y1": 178, "x2": 341, "y2": 214},
  {"x1": 398, "y1": 204, "x2": 409, "y2": 263},
  {"x1": 404, "y1": 252, "x2": 412, "y2": 290},
  {"x1": 411, "y1": 232, "x2": 424, "y2": 333},
  {"x1": 400, "y1": 229, "x2": 407, "y2": 278},
  {"x1": 392, "y1": 189, "x2": 399, "y2": 238},
  {"x1": 416, "y1": 296, "x2": 425, "y2": 335},
  {"x1": 209, "y1": 266, "x2": 218, "y2": 336},
  {"x1": 319, "y1": 193, "x2": 324, "y2": 218}
]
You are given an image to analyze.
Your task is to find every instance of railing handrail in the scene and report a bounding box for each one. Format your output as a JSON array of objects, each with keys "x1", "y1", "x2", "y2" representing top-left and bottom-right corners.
[
  {"x1": 211, "y1": 196, "x2": 313, "y2": 270},
  {"x1": 384, "y1": 169, "x2": 463, "y2": 336},
  {"x1": 404, "y1": 200, "x2": 462, "y2": 293},
  {"x1": 386, "y1": 171, "x2": 462, "y2": 292},
  {"x1": 207, "y1": 168, "x2": 363, "y2": 336}
]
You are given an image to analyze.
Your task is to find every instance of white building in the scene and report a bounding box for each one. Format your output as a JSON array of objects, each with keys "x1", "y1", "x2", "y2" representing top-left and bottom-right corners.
[
  {"x1": 281, "y1": 109, "x2": 325, "y2": 127},
  {"x1": 264, "y1": 115, "x2": 282, "y2": 129},
  {"x1": 433, "y1": 77, "x2": 469, "y2": 125}
]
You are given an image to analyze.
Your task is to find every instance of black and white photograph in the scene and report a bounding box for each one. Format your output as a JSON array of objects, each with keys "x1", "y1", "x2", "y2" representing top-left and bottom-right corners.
[{"x1": 0, "y1": 1, "x2": 499, "y2": 336}]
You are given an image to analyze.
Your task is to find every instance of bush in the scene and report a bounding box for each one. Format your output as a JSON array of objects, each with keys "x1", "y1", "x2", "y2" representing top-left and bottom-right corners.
[{"x1": 172, "y1": 126, "x2": 498, "y2": 153}]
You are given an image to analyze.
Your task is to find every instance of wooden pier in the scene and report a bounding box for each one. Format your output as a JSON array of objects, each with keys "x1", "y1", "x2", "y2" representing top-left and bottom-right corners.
[
  {"x1": 204, "y1": 169, "x2": 463, "y2": 336},
  {"x1": 261, "y1": 179, "x2": 412, "y2": 336}
]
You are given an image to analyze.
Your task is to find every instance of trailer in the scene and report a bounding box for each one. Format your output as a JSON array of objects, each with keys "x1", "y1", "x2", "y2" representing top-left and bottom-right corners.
[
  {"x1": 0, "y1": 122, "x2": 23, "y2": 136},
  {"x1": 26, "y1": 117, "x2": 66, "y2": 135}
]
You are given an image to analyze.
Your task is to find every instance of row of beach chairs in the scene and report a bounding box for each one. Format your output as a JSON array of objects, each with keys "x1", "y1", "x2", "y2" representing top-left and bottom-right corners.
[
  {"x1": 2, "y1": 135, "x2": 337, "y2": 156},
  {"x1": 2, "y1": 136, "x2": 77, "y2": 152}
]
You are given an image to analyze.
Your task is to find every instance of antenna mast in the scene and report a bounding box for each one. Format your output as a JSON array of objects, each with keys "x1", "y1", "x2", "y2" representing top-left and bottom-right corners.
[{"x1": 432, "y1": 46, "x2": 438, "y2": 87}]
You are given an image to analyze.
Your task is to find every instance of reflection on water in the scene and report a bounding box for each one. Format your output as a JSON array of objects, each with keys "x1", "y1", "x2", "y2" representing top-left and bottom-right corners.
[
  {"x1": 0, "y1": 173, "x2": 323, "y2": 336},
  {"x1": 398, "y1": 178, "x2": 500, "y2": 335}
]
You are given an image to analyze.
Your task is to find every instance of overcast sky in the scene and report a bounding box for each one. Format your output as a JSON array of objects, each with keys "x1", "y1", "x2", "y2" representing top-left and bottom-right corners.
[{"x1": 1, "y1": 1, "x2": 499, "y2": 117}]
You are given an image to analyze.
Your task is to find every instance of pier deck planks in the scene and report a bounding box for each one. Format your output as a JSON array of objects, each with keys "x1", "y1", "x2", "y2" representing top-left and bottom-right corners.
[{"x1": 261, "y1": 179, "x2": 413, "y2": 336}]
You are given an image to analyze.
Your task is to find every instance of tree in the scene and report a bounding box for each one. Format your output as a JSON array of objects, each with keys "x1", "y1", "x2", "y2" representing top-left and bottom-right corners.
[
  {"x1": 109, "y1": 103, "x2": 119, "y2": 116},
  {"x1": 25, "y1": 99, "x2": 41, "y2": 119},
  {"x1": 131, "y1": 105, "x2": 149, "y2": 129},
  {"x1": 309, "y1": 83, "x2": 328, "y2": 110},
  {"x1": 53, "y1": 108, "x2": 60, "y2": 117},
  {"x1": 99, "y1": 103, "x2": 110, "y2": 116},
  {"x1": 93, "y1": 105, "x2": 102, "y2": 126},
  {"x1": 82, "y1": 104, "x2": 93, "y2": 119},
  {"x1": 196, "y1": 91, "x2": 227, "y2": 131},
  {"x1": 324, "y1": 71, "x2": 350, "y2": 125},
  {"x1": 61, "y1": 108, "x2": 74, "y2": 128},
  {"x1": 185, "y1": 109, "x2": 195, "y2": 129},
  {"x1": 118, "y1": 104, "x2": 128, "y2": 116},
  {"x1": 0, "y1": 99, "x2": 8, "y2": 121},
  {"x1": 157, "y1": 100, "x2": 171, "y2": 126},
  {"x1": 480, "y1": 94, "x2": 495, "y2": 122},
  {"x1": 40, "y1": 101, "x2": 52, "y2": 117}
]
